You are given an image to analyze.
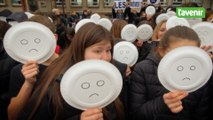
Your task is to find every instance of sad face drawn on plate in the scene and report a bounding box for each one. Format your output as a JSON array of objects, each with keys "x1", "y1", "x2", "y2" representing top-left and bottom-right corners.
[
  {"x1": 145, "y1": 6, "x2": 156, "y2": 15},
  {"x1": 192, "y1": 22, "x2": 213, "y2": 52},
  {"x1": 113, "y1": 41, "x2": 138, "y2": 66},
  {"x1": 169, "y1": 58, "x2": 202, "y2": 86},
  {"x1": 14, "y1": 32, "x2": 50, "y2": 59},
  {"x1": 166, "y1": 16, "x2": 190, "y2": 30},
  {"x1": 73, "y1": 73, "x2": 113, "y2": 104},
  {"x1": 158, "y1": 46, "x2": 212, "y2": 92},
  {"x1": 81, "y1": 80, "x2": 105, "y2": 98},
  {"x1": 20, "y1": 38, "x2": 40, "y2": 53},
  {"x1": 197, "y1": 30, "x2": 209, "y2": 44},
  {"x1": 121, "y1": 24, "x2": 137, "y2": 42},
  {"x1": 156, "y1": 13, "x2": 169, "y2": 24},
  {"x1": 137, "y1": 24, "x2": 153, "y2": 41},
  {"x1": 3, "y1": 21, "x2": 56, "y2": 64},
  {"x1": 176, "y1": 65, "x2": 196, "y2": 81},
  {"x1": 123, "y1": 27, "x2": 136, "y2": 39},
  {"x1": 119, "y1": 48, "x2": 131, "y2": 61},
  {"x1": 60, "y1": 60, "x2": 123, "y2": 110}
]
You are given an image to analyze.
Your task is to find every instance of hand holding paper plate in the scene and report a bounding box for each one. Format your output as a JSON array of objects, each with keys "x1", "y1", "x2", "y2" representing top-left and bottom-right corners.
[
  {"x1": 158, "y1": 46, "x2": 212, "y2": 92},
  {"x1": 137, "y1": 24, "x2": 153, "y2": 41},
  {"x1": 166, "y1": 16, "x2": 190, "y2": 30},
  {"x1": 192, "y1": 22, "x2": 213, "y2": 52},
  {"x1": 3, "y1": 21, "x2": 56, "y2": 63},
  {"x1": 113, "y1": 41, "x2": 138, "y2": 66},
  {"x1": 121, "y1": 24, "x2": 137, "y2": 42},
  {"x1": 60, "y1": 60, "x2": 123, "y2": 110}
]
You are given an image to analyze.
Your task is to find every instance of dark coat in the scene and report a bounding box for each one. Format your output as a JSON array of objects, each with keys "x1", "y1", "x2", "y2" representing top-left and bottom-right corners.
[
  {"x1": 0, "y1": 51, "x2": 18, "y2": 120},
  {"x1": 19, "y1": 60, "x2": 129, "y2": 120},
  {"x1": 128, "y1": 52, "x2": 209, "y2": 120}
]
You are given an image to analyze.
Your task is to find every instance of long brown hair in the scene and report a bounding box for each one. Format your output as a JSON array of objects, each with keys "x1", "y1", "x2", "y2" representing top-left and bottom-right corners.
[
  {"x1": 28, "y1": 23, "x2": 124, "y2": 119},
  {"x1": 28, "y1": 15, "x2": 56, "y2": 33},
  {"x1": 151, "y1": 20, "x2": 167, "y2": 41},
  {"x1": 156, "y1": 26, "x2": 201, "y2": 57},
  {"x1": 111, "y1": 19, "x2": 127, "y2": 39},
  {"x1": 158, "y1": 26, "x2": 200, "y2": 49}
]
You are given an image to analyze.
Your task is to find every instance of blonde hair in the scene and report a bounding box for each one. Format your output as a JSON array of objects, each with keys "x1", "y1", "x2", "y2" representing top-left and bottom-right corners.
[{"x1": 152, "y1": 20, "x2": 167, "y2": 41}]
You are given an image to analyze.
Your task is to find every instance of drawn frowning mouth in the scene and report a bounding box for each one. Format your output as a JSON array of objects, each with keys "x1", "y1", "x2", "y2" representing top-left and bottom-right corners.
[
  {"x1": 29, "y1": 49, "x2": 39, "y2": 53},
  {"x1": 123, "y1": 57, "x2": 128, "y2": 60},
  {"x1": 182, "y1": 77, "x2": 190, "y2": 81},
  {"x1": 89, "y1": 93, "x2": 99, "y2": 98}
]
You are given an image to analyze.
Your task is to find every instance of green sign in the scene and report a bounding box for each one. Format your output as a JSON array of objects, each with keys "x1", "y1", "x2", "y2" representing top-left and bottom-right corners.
[{"x1": 176, "y1": 7, "x2": 205, "y2": 18}]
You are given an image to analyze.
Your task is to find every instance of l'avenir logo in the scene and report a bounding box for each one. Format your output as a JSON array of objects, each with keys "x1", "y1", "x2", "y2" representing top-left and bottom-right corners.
[{"x1": 176, "y1": 7, "x2": 206, "y2": 18}]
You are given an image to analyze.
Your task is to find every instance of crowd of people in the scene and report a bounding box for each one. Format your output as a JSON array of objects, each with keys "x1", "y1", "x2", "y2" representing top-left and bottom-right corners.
[{"x1": 1, "y1": 1, "x2": 213, "y2": 120}]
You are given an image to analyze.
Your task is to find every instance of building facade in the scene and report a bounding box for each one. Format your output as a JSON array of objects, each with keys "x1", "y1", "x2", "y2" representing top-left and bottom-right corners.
[{"x1": 0, "y1": 0, "x2": 212, "y2": 14}]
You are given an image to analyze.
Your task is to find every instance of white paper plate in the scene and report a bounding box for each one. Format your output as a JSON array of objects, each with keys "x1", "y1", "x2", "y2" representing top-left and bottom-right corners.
[
  {"x1": 166, "y1": 11, "x2": 176, "y2": 18},
  {"x1": 60, "y1": 60, "x2": 123, "y2": 110},
  {"x1": 90, "y1": 13, "x2": 101, "y2": 23},
  {"x1": 3, "y1": 21, "x2": 56, "y2": 64},
  {"x1": 25, "y1": 12, "x2": 34, "y2": 19},
  {"x1": 158, "y1": 46, "x2": 212, "y2": 92},
  {"x1": 8, "y1": 21, "x2": 19, "y2": 26},
  {"x1": 97, "y1": 18, "x2": 112, "y2": 31},
  {"x1": 186, "y1": 18, "x2": 202, "y2": 27},
  {"x1": 121, "y1": 24, "x2": 137, "y2": 42},
  {"x1": 0, "y1": 16, "x2": 6, "y2": 22},
  {"x1": 192, "y1": 22, "x2": 213, "y2": 52},
  {"x1": 145, "y1": 6, "x2": 156, "y2": 15},
  {"x1": 137, "y1": 24, "x2": 153, "y2": 41},
  {"x1": 166, "y1": 16, "x2": 190, "y2": 30},
  {"x1": 113, "y1": 41, "x2": 138, "y2": 66},
  {"x1": 156, "y1": 13, "x2": 169, "y2": 24},
  {"x1": 166, "y1": 8, "x2": 172, "y2": 13},
  {"x1": 75, "y1": 19, "x2": 96, "y2": 32}
]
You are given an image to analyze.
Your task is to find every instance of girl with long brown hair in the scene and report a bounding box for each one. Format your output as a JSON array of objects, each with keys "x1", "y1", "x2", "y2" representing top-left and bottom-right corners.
[
  {"x1": 18, "y1": 23, "x2": 126, "y2": 120},
  {"x1": 128, "y1": 26, "x2": 209, "y2": 120}
]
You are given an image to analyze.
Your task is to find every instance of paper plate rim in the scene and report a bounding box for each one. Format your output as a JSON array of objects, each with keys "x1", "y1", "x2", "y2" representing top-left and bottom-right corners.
[
  {"x1": 121, "y1": 24, "x2": 137, "y2": 42},
  {"x1": 158, "y1": 46, "x2": 212, "y2": 92},
  {"x1": 60, "y1": 60, "x2": 123, "y2": 110},
  {"x1": 113, "y1": 41, "x2": 139, "y2": 66},
  {"x1": 3, "y1": 21, "x2": 56, "y2": 64}
]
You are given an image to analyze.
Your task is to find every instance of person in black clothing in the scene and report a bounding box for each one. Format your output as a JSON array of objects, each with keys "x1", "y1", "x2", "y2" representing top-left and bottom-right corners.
[
  {"x1": 112, "y1": 2, "x2": 127, "y2": 20},
  {"x1": 124, "y1": 5, "x2": 141, "y2": 24},
  {"x1": 18, "y1": 23, "x2": 128, "y2": 120},
  {"x1": 59, "y1": 27, "x2": 75, "y2": 53},
  {"x1": 82, "y1": 9, "x2": 91, "y2": 19},
  {"x1": 128, "y1": 26, "x2": 209, "y2": 120},
  {"x1": 136, "y1": 20, "x2": 167, "y2": 63},
  {"x1": 50, "y1": 8, "x2": 67, "y2": 50},
  {"x1": 111, "y1": 19, "x2": 128, "y2": 41},
  {"x1": 67, "y1": 10, "x2": 79, "y2": 28},
  {"x1": 0, "y1": 20, "x2": 19, "y2": 120},
  {"x1": 7, "y1": 15, "x2": 59, "y2": 120}
]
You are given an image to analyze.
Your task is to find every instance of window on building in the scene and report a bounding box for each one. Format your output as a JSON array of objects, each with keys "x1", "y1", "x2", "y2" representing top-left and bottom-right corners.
[
  {"x1": 104, "y1": 0, "x2": 113, "y2": 7},
  {"x1": 12, "y1": 0, "x2": 21, "y2": 5},
  {"x1": 71, "y1": 0, "x2": 82, "y2": 6},
  {"x1": 87, "y1": 0, "x2": 99, "y2": 7},
  {"x1": 39, "y1": 0, "x2": 46, "y2": 7},
  {"x1": 173, "y1": 0, "x2": 182, "y2": 6},
  {"x1": 56, "y1": 0, "x2": 65, "y2": 6},
  {"x1": 0, "y1": 0, "x2": 6, "y2": 5},
  {"x1": 28, "y1": 0, "x2": 38, "y2": 11},
  {"x1": 160, "y1": 0, "x2": 166, "y2": 5}
]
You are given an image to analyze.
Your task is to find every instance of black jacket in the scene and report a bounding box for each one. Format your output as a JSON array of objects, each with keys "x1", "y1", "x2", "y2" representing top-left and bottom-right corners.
[
  {"x1": 128, "y1": 52, "x2": 209, "y2": 120},
  {"x1": 0, "y1": 51, "x2": 18, "y2": 120},
  {"x1": 208, "y1": 73, "x2": 213, "y2": 120},
  {"x1": 137, "y1": 41, "x2": 159, "y2": 63},
  {"x1": 19, "y1": 60, "x2": 128, "y2": 120}
]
